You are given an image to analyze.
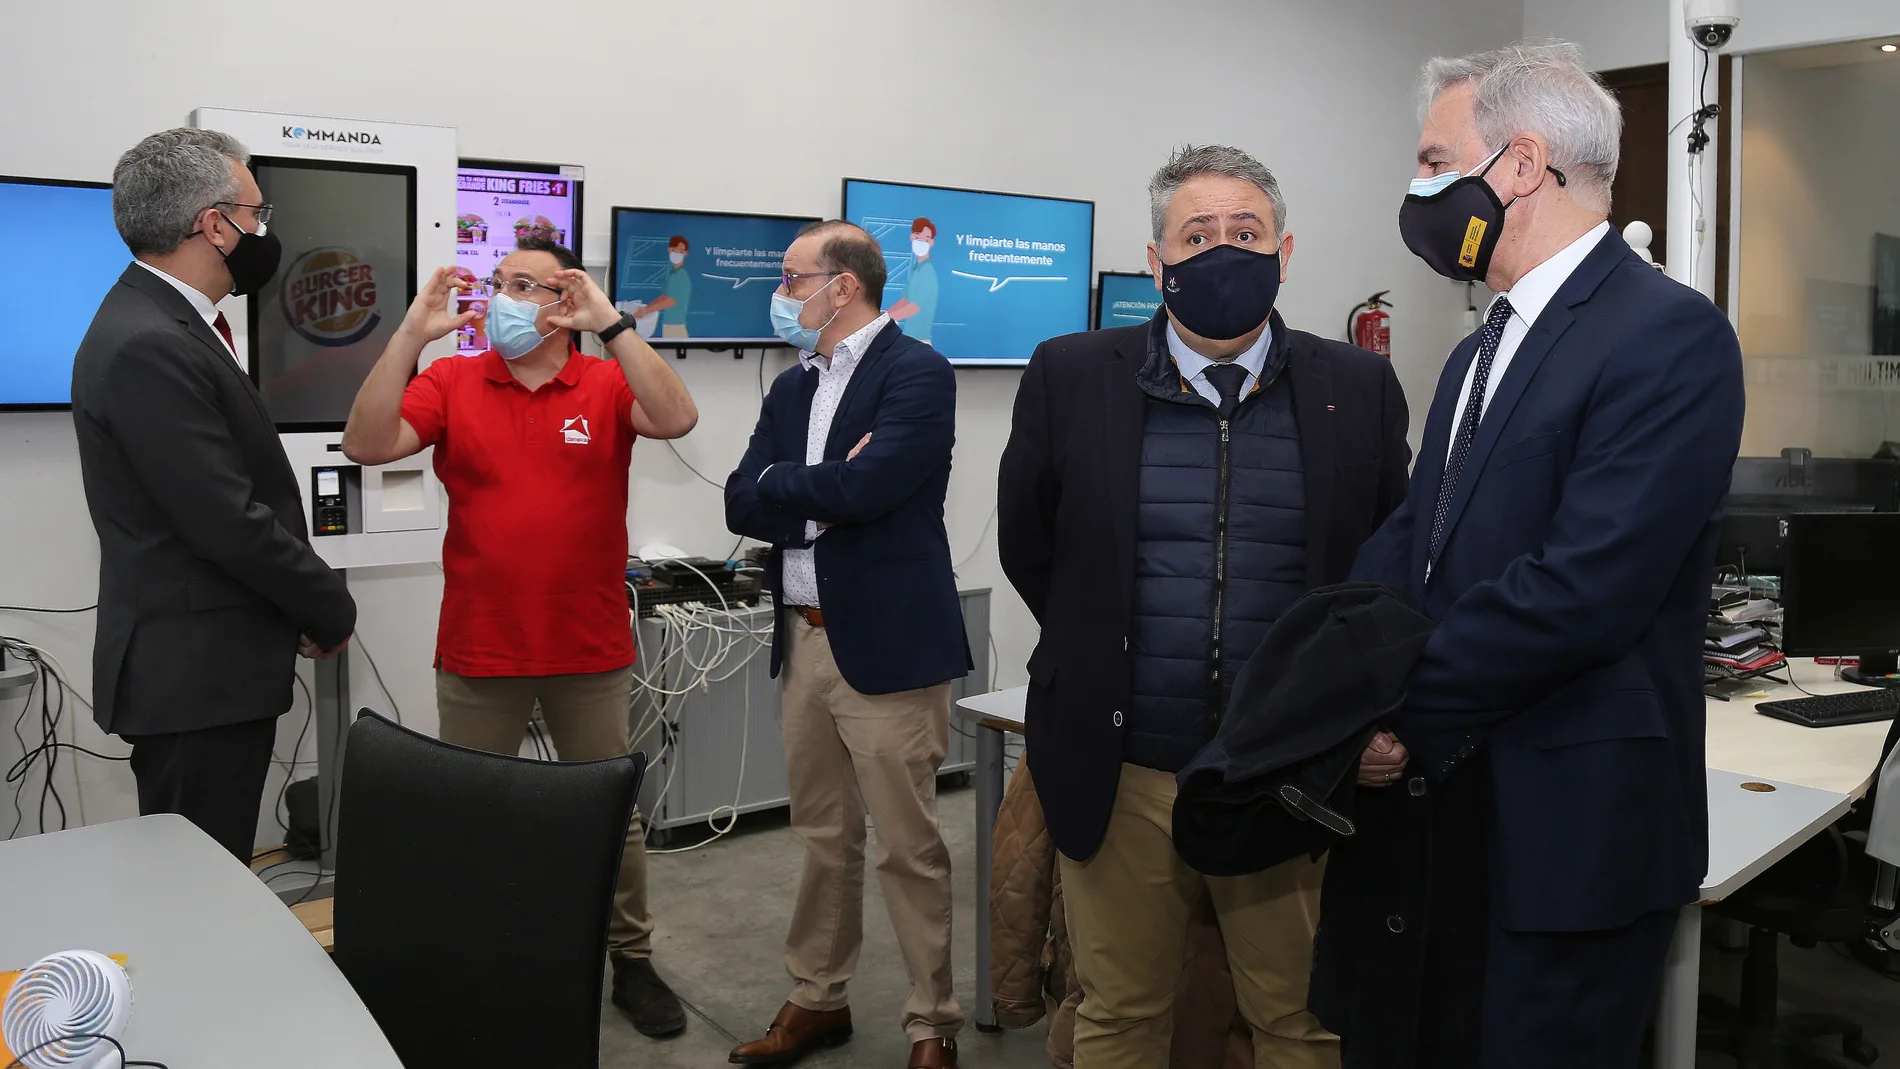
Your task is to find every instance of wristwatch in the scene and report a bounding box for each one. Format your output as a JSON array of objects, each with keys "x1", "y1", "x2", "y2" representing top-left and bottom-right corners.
[{"x1": 598, "y1": 311, "x2": 637, "y2": 346}]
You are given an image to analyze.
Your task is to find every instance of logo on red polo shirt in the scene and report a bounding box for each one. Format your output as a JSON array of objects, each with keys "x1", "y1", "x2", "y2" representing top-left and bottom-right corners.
[
  {"x1": 562, "y1": 415, "x2": 592, "y2": 445},
  {"x1": 281, "y1": 247, "x2": 383, "y2": 347}
]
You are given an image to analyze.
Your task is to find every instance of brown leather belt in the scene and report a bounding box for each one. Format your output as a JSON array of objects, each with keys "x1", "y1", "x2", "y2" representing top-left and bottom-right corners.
[{"x1": 790, "y1": 604, "x2": 826, "y2": 628}]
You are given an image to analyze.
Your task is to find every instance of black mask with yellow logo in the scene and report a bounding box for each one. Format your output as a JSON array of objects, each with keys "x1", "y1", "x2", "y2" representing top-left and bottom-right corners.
[
  {"x1": 1398, "y1": 147, "x2": 1512, "y2": 283},
  {"x1": 1398, "y1": 146, "x2": 1570, "y2": 283}
]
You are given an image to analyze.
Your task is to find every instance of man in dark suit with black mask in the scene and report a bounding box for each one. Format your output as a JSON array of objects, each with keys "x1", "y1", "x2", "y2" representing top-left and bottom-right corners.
[
  {"x1": 998, "y1": 144, "x2": 1411, "y2": 1069},
  {"x1": 1313, "y1": 42, "x2": 1746, "y2": 1069},
  {"x1": 71, "y1": 128, "x2": 355, "y2": 861}
]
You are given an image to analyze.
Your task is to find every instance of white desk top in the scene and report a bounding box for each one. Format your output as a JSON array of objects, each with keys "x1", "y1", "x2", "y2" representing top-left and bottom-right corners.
[
  {"x1": 956, "y1": 661, "x2": 1891, "y2": 794},
  {"x1": 1701, "y1": 768, "x2": 1854, "y2": 900},
  {"x1": 1704, "y1": 659, "x2": 1892, "y2": 797},
  {"x1": 0, "y1": 815, "x2": 400, "y2": 1069},
  {"x1": 955, "y1": 686, "x2": 1026, "y2": 730}
]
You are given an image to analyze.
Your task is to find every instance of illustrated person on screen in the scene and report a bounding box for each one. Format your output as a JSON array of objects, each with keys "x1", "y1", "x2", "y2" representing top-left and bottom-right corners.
[
  {"x1": 71, "y1": 128, "x2": 356, "y2": 863},
  {"x1": 997, "y1": 144, "x2": 1411, "y2": 1069},
  {"x1": 637, "y1": 235, "x2": 693, "y2": 338},
  {"x1": 1311, "y1": 42, "x2": 1745, "y2": 1069},
  {"x1": 723, "y1": 220, "x2": 970, "y2": 1069},
  {"x1": 887, "y1": 217, "x2": 939, "y2": 343},
  {"x1": 339, "y1": 237, "x2": 700, "y2": 1041}
]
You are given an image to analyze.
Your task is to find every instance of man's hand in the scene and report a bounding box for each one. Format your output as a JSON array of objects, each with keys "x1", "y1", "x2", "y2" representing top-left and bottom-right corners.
[
  {"x1": 396, "y1": 266, "x2": 477, "y2": 343},
  {"x1": 848, "y1": 433, "x2": 872, "y2": 461},
  {"x1": 298, "y1": 634, "x2": 349, "y2": 660},
  {"x1": 545, "y1": 268, "x2": 620, "y2": 335},
  {"x1": 1356, "y1": 730, "x2": 1410, "y2": 787}
]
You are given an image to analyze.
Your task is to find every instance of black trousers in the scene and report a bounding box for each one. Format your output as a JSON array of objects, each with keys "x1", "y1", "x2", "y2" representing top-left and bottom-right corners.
[{"x1": 123, "y1": 718, "x2": 277, "y2": 861}]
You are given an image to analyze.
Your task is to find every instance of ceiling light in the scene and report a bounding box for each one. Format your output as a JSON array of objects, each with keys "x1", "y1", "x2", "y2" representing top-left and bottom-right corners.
[{"x1": 1880, "y1": 43, "x2": 1899, "y2": 53}]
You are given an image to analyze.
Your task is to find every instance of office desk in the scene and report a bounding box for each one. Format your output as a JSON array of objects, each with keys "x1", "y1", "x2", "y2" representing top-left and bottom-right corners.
[
  {"x1": 1653, "y1": 661, "x2": 1892, "y2": 1067},
  {"x1": 0, "y1": 815, "x2": 400, "y2": 1069},
  {"x1": 953, "y1": 688, "x2": 1026, "y2": 1031},
  {"x1": 959, "y1": 667, "x2": 1893, "y2": 1065}
]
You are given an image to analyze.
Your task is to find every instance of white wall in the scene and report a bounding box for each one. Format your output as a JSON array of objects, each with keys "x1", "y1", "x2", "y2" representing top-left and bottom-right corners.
[
  {"x1": 0, "y1": 0, "x2": 1522, "y2": 844},
  {"x1": 1525, "y1": 0, "x2": 1900, "y2": 71},
  {"x1": 1734, "y1": 52, "x2": 1900, "y2": 456}
]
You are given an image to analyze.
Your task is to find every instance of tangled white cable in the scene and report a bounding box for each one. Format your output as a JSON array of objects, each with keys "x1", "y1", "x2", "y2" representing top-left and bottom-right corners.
[{"x1": 1, "y1": 950, "x2": 132, "y2": 1069}]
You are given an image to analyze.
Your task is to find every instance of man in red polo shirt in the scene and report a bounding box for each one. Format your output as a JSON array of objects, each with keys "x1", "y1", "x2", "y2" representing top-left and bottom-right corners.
[{"x1": 341, "y1": 238, "x2": 698, "y2": 1037}]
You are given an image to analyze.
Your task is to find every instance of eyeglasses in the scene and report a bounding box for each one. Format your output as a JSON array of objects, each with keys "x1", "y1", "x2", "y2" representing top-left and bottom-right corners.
[
  {"x1": 214, "y1": 201, "x2": 273, "y2": 226},
  {"x1": 482, "y1": 275, "x2": 561, "y2": 300},
  {"x1": 781, "y1": 269, "x2": 840, "y2": 292}
]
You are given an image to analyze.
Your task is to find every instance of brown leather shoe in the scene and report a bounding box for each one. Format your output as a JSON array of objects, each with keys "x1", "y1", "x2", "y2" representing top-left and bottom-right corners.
[
  {"x1": 909, "y1": 1037, "x2": 957, "y2": 1068},
  {"x1": 727, "y1": 1002, "x2": 853, "y2": 1065}
]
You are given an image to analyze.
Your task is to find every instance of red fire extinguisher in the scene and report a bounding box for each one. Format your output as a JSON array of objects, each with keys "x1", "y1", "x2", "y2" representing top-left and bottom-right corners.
[{"x1": 1348, "y1": 291, "x2": 1393, "y2": 359}]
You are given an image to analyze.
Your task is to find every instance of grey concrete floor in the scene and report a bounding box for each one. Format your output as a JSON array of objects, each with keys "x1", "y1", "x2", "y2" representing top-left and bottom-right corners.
[
  {"x1": 604, "y1": 783, "x2": 1900, "y2": 1069},
  {"x1": 606, "y1": 783, "x2": 1051, "y2": 1068}
]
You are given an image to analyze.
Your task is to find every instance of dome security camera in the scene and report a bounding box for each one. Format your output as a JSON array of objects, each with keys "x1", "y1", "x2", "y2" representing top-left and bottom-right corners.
[{"x1": 1686, "y1": 0, "x2": 1740, "y2": 50}]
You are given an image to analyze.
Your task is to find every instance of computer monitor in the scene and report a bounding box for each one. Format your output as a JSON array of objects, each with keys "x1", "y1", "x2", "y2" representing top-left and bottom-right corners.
[
  {"x1": 248, "y1": 155, "x2": 418, "y2": 431},
  {"x1": 841, "y1": 178, "x2": 1095, "y2": 366},
  {"x1": 609, "y1": 207, "x2": 818, "y2": 347},
  {"x1": 1095, "y1": 270, "x2": 1160, "y2": 331},
  {"x1": 0, "y1": 175, "x2": 122, "y2": 410},
  {"x1": 1715, "y1": 451, "x2": 1900, "y2": 576},
  {"x1": 1780, "y1": 512, "x2": 1900, "y2": 687}
]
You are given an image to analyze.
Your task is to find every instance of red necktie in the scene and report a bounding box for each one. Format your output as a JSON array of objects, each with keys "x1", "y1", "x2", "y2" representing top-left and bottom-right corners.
[{"x1": 212, "y1": 311, "x2": 234, "y2": 353}]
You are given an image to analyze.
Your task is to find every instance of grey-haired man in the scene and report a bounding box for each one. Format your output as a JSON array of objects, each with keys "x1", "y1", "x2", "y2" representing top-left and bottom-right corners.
[{"x1": 72, "y1": 128, "x2": 354, "y2": 861}]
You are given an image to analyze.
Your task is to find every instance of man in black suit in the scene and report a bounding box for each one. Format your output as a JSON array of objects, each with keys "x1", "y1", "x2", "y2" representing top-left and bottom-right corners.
[
  {"x1": 71, "y1": 128, "x2": 355, "y2": 861},
  {"x1": 997, "y1": 144, "x2": 1410, "y2": 1069}
]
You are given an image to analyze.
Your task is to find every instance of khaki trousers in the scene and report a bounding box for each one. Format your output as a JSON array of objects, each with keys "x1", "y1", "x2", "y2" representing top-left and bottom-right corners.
[
  {"x1": 1060, "y1": 763, "x2": 1338, "y2": 1069},
  {"x1": 435, "y1": 666, "x2": 654, "y2": 960},
  {"x1": 780, "y1": 616, "x2": 963, "y2": 1043}
]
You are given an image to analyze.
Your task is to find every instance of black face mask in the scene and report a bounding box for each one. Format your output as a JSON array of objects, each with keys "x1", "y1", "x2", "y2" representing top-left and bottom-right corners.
[
  {"x1": 197, "y1": 211, "x2": 283, "y2": 296},
  {"x1": 1160, "y1": 243, "x2": 1281, "y2": 341},
  {"x1": 1398, "y1": 149, "x2": 1510, "y2": 282},
  {"x1": 1398, "y1": 148, "x2": 1570, "y2": 282}
]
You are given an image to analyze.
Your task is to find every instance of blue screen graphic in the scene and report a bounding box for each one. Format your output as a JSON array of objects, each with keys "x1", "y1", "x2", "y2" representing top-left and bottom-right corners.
[
  {"x1": 1097, "y1": 272, "x2": 1162, "y2": 331},
  {"x1": 1, "y1": 180, "x2": 123, "y2": 406},
  {"x1": 610, "y1": 209, "x2": 815, "y2": 344},
  {"x1": 843, "y1": 180, "x2": 1093, "y2": 367}
]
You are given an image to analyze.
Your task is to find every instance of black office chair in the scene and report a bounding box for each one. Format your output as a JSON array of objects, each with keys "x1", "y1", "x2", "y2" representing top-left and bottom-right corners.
[
  {"x1": 1697, "y1": 824, "x2": 1880, "y2": 1068},
  {"x1": 330, "y1": 710, "x2": 647, "y2": 1069}
]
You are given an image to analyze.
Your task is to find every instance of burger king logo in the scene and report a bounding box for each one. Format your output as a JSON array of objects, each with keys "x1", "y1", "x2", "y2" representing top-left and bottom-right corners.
[{"x1": 282, "y1": 247, "x2": 383, "y2": 347}]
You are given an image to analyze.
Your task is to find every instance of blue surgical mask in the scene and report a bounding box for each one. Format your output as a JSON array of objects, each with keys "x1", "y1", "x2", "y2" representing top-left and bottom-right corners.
[
  {"x1": 489, "y1": 292, "x2": 555, "y2": 360},
  {"x1": 768, "y1": 276, "x2": 844, "y2": 352},
  {"x1": 1407, "y1": 145, "x2": 1508, "y2": 198}
]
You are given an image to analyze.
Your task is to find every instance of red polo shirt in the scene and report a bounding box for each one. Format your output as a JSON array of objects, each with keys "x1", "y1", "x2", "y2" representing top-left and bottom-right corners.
[{"x1": 401, "y1": 348, "x2": 637, "y2": 677}]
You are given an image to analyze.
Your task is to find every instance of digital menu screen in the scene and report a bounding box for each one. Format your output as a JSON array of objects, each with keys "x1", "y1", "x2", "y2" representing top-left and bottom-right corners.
[{"x1": 455, "y1": 159, "x2": 584, "y2": 356}]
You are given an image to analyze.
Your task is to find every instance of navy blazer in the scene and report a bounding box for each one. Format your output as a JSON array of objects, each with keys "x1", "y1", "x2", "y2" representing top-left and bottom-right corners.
[
  {"x1": 725, "y1": 321, "x2": 972, "y2": 695},
  {"x1": 1349, "y1": 230, "x2": 1745, "y2": 932}
]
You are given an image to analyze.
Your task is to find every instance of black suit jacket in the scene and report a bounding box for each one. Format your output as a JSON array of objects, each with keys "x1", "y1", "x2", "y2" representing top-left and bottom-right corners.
[
  {"x1": 998, "y1": 313, "x2": 1411, "y2": 860},
  {"x1": 71, "y1": 265, "x2": 355, "y2": 736}
]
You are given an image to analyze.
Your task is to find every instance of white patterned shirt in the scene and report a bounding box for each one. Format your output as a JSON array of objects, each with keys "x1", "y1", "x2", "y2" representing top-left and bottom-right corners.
[{"x1": 778, "y1": 314, "x2": 891, "y2": 607}]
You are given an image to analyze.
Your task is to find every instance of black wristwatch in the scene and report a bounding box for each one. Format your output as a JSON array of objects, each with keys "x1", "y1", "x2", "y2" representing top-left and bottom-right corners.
[{"x1": 598, "y1": 311, "x2": 637, "y2": 346}]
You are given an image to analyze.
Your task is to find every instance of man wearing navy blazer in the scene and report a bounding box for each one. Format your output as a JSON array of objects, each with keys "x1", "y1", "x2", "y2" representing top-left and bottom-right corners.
[
  {"x1": 725, "y1": 220, "x2": 971, "y2": 1069},
  {"x1": 1312, "y1": 43, "x2": 1746, "y2": 1069}
]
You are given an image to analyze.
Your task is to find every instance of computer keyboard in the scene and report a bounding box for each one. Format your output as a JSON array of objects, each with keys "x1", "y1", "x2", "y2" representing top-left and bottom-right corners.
[{"x1": 1755, "y1": 688, "x2": 1900, "y2": 727}]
